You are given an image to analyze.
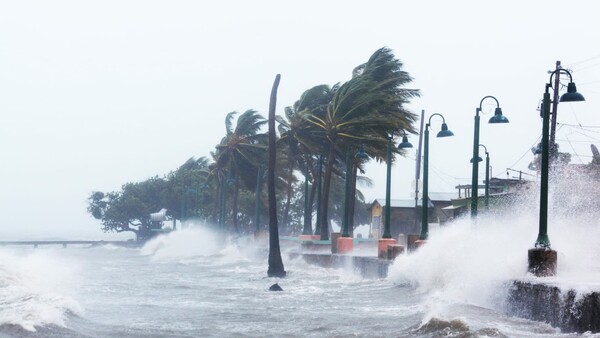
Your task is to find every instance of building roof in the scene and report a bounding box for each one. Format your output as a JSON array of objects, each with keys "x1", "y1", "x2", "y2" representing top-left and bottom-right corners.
[
  {"x1": 371, "y1": 198, "x2": 434, "y2": 208},
  {"x1": 427, "y1": 192, "x2": 456, "y2": 201}
]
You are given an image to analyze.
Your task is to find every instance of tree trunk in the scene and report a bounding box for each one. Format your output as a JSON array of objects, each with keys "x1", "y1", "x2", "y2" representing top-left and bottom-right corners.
[
  {"x1": 232, "y1": 173, "x2": 240, "y2": 234},
  {"x1": 349, "y1": 162, "x2": 357, "y2": 237},
  {"x1": 319, "y1": 145, "x2": 335, "y2": 240},
  {"x1": 281, "y1": 157, "x2": 294, "y2": 233},
  {"x1": 267, "y1": 74, "x2": 286, "y2": 278}
]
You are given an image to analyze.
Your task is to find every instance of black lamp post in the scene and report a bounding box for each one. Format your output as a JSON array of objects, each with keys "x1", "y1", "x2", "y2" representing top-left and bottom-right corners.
[
  {"x1": 471, "y1": 96, "x2": 508, "y2": 218},
  {"x1": 529, "y1": 68, "x2": 585, "y2": 277},
  {"x1": 537, "y1": 69, "x2": 585, "y2": 248},
  {"x1": 382, "y1": 132, "x2": 413, "y2": 239},
  {"x1": 420, "y1": 114, "x2": 454, "y2": 241}
]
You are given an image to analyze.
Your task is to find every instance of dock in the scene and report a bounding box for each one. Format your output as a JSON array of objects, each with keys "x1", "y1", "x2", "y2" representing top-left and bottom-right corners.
[{"x1": 0, "y1": 240, "x2": 139, "y2": 248}]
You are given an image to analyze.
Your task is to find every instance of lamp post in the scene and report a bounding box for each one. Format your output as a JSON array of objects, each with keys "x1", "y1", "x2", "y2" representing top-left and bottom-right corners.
[
  {"x1": 376, "y1": 133, "x2": 413, "y2": 258},
  {"x1": 419, "y1": 113, "x2": 454, "y2": 244},
  {"x1": 529, "y1": 68, "x2": 585, "y2": 277},
  {"x1": 471, "y1": 96, "x2": 508, "y2": 218},
  {"x1": 471, "y1": 144, "x2": 490, "y2": 210}
]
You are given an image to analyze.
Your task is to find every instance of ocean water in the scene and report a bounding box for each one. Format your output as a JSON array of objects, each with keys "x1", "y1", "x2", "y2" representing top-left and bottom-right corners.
[{"x1": 1, "y1": 215, "x2": 600, "y2": 338}]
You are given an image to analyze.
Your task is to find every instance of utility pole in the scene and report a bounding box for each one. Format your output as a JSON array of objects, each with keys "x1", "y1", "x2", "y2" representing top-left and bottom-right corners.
[
  {"x1": 549, "y1": 60, "x2": 561, "y2": 163},
  {"x1": 413, "y1": 109, "x2": 425, "y2": 234}
]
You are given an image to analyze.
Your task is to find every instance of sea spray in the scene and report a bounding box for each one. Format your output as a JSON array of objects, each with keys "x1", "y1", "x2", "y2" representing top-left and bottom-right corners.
[
  {"x1": 139, "y1": 227, "x2": 263, "y2": 265},
  {"x1": 140, "y1": 227, "x2": 222, "y2": 260},
  {"x1": 388, "y1": 211, "x2": 537, "y2": 311},
  {"x1": 0, "y1": 248, "x2": 82, "y2": 332},
  {"x1": 388, "y1": 171, "x2": 600, "y2": 334}
]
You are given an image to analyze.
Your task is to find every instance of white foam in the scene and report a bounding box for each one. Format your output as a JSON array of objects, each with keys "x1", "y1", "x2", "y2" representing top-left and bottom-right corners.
[
  {"x1": 0, "y1": 249, "x2": 82, "y2": 331},
  {"x1": 388, "y1": 179, "x2": 600, "y2": 315}
]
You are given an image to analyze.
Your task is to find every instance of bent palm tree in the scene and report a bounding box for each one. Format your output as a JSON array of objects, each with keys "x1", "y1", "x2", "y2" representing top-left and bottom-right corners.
[
  {"x1": 267, "y1": 74, "x2": 286, "y2": 278},
  {"x1": 303, "y1": 47, "x2": 420, "y2": 240},
  {"x1": 213, "y1": 109, "x2": 267, "y2": 234}
]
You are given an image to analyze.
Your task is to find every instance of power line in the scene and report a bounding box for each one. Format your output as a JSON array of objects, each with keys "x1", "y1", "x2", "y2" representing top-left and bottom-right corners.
[
  {"x1": 559, "y1": 123, "x2": 600, "y2": 129},
  {"x1": 571, "y1": 54, "x2": 600, "y2": 67}
]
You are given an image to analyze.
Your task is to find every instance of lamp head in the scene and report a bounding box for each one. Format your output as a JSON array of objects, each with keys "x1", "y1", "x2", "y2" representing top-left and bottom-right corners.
[
  {"x1": 397, "y1": 135, "x2": 413, "y2": 149},
  {"x1": 354, "y1": 148, "x2": 370, "y2": 160},
  {"x1": 436, "y1": 123, "x2": 454, "y2": 138},
  {"x1": 532, "y1": 142, "x2": 542, "y2": 155},
  {"x1": 560, "y1": 82, "x2": 585, "y2": 102},
  {"x1": 470, "y1": 156, "x2": 483, "y2": 163},
  {"x1": 488, "y1": 107, "x2": 509, "y2": 123}
]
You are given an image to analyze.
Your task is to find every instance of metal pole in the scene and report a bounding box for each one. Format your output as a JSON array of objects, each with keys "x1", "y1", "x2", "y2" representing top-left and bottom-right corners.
[
  {"x1": 383, "y1": 137, "x2": 393, "y2": 239},
  {"x1": 471, "y1": 110, "x2": 481, "y2": 217},
  {"x1": 414, "y1": 110, "x2": 425, "y2": 234},
  {"x1": 536, "y1": 86, "x2": 551, "y2": 248},
  {"x1": 549, "y1": 61, "x2": 561, "y2": 163},
  {"x1": 420, "y1": 126, "x2": 430, "y2": 240}
]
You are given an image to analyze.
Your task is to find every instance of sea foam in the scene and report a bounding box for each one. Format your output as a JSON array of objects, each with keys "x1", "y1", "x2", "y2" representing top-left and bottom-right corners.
[{"x1": 0, "y1": 248, "x2": 82, "y2": 332}]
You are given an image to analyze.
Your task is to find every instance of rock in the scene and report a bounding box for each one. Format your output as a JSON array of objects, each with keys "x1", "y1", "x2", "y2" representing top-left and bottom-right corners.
[{"x1": 269, "y1": 283, "x2": 283, "y2": 291}]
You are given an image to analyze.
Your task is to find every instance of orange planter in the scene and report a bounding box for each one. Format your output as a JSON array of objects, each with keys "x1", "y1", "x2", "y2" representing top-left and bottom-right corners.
[
  {"x1": 337, "y1": 237, "x2": 354, "y2": 254},
  {"x1": 378, "y1": 238, "x2": 397, "y2": 259}
]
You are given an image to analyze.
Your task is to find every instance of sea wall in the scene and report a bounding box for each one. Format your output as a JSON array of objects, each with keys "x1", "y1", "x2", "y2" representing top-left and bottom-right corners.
[
  {"x1": 289, "y1": 252, "x2": 600, "y2": 333},
  {"x1": 506, "y1": 280, "x2": 600, "y2": 333},
  {"x1": 287, "y1": 252, "x2": 390, "y2": 279}
]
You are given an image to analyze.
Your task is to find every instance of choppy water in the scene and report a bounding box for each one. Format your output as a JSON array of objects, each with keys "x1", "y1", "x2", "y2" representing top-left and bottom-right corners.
[{"x1": 1, "y1": 216, "x2": 599, "y2": 338}]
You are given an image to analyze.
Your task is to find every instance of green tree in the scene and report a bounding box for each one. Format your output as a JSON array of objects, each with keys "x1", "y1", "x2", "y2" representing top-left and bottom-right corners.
[
  {"x1": 212, "y1": 109, "x2": 268, "y2": 234},
  {"x1": 166, "y1": 157, "x2": 211, "y2": 226},
  {"x1": 303, "y1": 47, "x2": 420, "y2": 239},
  {"x1": 277, "y1": 84, "x2": 340, "y2": 234},
  {"x1": 87, "y1": 177, "x2": 170, "y2": 240}
]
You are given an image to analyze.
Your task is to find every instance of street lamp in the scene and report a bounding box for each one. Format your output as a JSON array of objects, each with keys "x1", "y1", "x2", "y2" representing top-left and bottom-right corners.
[
  {"x1": 376, "y1": 133, "x2": 413, "y2": 258},
  {"x1": 420, "y1": 113, "x2": 454, "y2": 242},
  {"x1": 383, "y1": 132, "x2": 414, "y2": 238},
  {"x1": 471, "y1": 96, "x2": 508, "y2": 217},
  {"x1": 529, "y1": 68, "x2": 585, "y2": 277},
  {"x1": 471, "y1": 144, "x2": 490, "y2": 210}
]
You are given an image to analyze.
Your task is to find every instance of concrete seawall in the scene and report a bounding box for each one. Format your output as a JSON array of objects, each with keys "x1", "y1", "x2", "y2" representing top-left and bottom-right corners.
[
  {"x1": 287, "y1": 252, "x2": 391, "y2": 279},
  {"x1": 506, "y1": 280, "x2": 600, "y2": 334},
  {"x1": 289, "y1": 251, "x2": 600, "y2": 334}
]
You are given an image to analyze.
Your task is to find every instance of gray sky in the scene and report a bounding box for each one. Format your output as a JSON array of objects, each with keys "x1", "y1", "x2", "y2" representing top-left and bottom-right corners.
[{"x1": 1, "y1": 1, "x2": 599, "y2": 239}]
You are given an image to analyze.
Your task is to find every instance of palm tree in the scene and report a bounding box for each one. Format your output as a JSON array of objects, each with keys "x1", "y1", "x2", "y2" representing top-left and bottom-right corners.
[
  {"x1": 303, "y1": 47, "x2": 420, "y2": 240},
  {"x1": 212, "y1": 109, "x2": 267, "y2": 234},
  {"x1": 277, "y1": 84, "x2": 340, "y2": 234},
  {"x1": 267, "y1": 74, "x2": 286, "y2": 278}
]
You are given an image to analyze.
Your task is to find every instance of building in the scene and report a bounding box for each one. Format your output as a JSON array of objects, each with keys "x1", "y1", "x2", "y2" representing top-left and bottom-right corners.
[{"x1": 369, "y1": 192, "x2": 456, "y2": 239}]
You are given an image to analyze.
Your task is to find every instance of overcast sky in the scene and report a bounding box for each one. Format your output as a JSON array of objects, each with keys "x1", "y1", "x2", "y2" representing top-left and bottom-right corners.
[{"x1": 1, "y1": 1, "x2": 599, "y2": 239}]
